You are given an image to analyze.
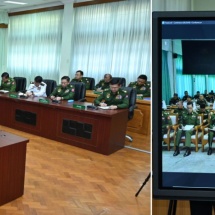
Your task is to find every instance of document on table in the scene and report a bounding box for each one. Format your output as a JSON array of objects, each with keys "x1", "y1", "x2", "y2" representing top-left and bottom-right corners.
[
  {"x1": 98, "y1": 106, "x2": 110, "y2": 110},
  {"x1": 183, "y1": 125, "x2": 194, "y2": 131},
  {"x1": 0, "y1": 90, "x2": 9, "y2": 93}
]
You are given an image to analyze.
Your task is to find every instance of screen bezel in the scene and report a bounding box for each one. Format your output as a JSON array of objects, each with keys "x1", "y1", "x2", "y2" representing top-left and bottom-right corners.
[{"x1": 152, "y1": 11, "x2": 215, "y2": 200}]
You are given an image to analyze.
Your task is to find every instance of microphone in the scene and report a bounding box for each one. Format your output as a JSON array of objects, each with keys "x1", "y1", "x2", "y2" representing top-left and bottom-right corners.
[{"x1": 87, "y1": 99, "x2": 98, "y2": 110}]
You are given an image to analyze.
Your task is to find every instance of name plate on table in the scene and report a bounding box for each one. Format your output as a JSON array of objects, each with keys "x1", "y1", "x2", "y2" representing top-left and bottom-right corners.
[
  {"x1": 73, "y1": 103, "x2": 86, "y2": 110},
  {"x1": 9, "y1": 93, "x2": 18, "y2": 99},
  {"x1": 39, "y1": 98, "x2": 50, "y2": 104},
  {"x1": 93, "y1": 90, "x2": 102, "y2": 95}
]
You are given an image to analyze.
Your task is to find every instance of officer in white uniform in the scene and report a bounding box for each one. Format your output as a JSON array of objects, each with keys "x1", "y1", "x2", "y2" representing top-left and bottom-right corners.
[{"x1": 26, "y1": 76, "x2": 47, "y2": 97}]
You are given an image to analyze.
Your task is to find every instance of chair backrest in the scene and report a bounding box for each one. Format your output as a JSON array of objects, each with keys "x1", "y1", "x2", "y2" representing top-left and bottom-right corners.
[
  {"x1": 83, "y1": 77, "x2": 95, "y2": 90},
  {"x1": 14, "y1": 77, "x2": 27, "y2": 92},
  {"x1": 121, "y1": 87, "x2": 137, "y2": 120},
  {"x1": 43, "y1": 79, "x2": 57, "y2": 97},
  {"x1": 70, "y1": 82, "x2": 86, "y2": 101},
  {"x1": 112, "y1": 77, "x2": 126, "y2": 87}
]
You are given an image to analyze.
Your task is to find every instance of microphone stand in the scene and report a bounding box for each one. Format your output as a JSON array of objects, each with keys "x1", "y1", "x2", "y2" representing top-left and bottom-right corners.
[{"x1": 135, "y1": 172, "x2": 151, "y2": 197}]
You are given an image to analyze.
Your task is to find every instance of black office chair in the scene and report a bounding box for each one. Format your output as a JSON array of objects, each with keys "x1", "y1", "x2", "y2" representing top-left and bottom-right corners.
[
  {"x1": 43, "y1": 79, "x2": 57, "y2": 97},
  {"x1": 121, "y1": 87, "x2": 137, "y2": 142},
  {"x1": 83, "y1": 77, "x2": 95, "y2": 90},
  {"x1": 70, "y1": 82, "x2": 86, "y2": 101},
  {"x1": 14, "y1": 77, "x2": 27, "y2": 93},
  {"x1": 112, "y1": 77, "x2": 126, "y2": 87}
]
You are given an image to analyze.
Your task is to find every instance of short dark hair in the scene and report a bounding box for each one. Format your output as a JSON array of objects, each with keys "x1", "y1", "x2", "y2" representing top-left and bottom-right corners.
[
  {"x1": 138, "y1": 74, "x2": 147, "y2": 81},
  {"x1": 76, "y1": 70, "x2": 83, "y2": 76},
  {"x1": 61, "y1": 76, "x2": 70, "y2": 82},
  {"x1": 104, "y1": 74, "x2": 112, "y2": 79},
  {"x1": 110, "y1": 78, "x2": 121, "y2": 85},
  {"x1": 1, "y1": 72, "x2": 9, "y2": 78},
  {"x1": 187, "y1": 102, "x2": 193, "y2": 106},
  {"x1": 174, "y1": 93, "x2": 178, "y2": 96},
  {"x1": 34, "y1": 76, "x2": 43, "y2": 83}
]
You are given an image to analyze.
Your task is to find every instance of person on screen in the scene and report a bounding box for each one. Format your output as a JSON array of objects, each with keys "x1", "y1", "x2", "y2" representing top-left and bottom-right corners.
[
  {"x1": 197, "y1": 94, "x2": 208, "y2": 106},
  {"x1": 71, "y1": 70, "x2": 90, "y2": 90},
  {"x1": 207, "y1": 112, "x2": 215, "y2": 155},
  {"x1": 162, "y1": 110, "x2": 172, "y2": 138},
  {"x1": 182, "y1": 91, "x2": 192, "y2": 101},
  {"x1": 95, "y1": 74, "x2": 112, "y2": 92},
  {"x1": 26, "y1": 76, "x2": 47, "y2": 97},
  {"x1": 50, "y1": 76, "x2": 75, "y2": 101},
  {"x1": 169, "y1": 93, "x2": 180, "y2": 105},
  {"x1": 197, "y1": 104, "x2": 209, "y2": 124},
  {"x1": 205, "y1": 92, "x2": 214, "y2": 103},
  {"x1": 94, "y1": 78, "x2": 129, "y2": 109},
  {"x1": 173, "y1": 102, "x2": 200, "y2": 157},
  {"x1": 193, "y1": 91, "x2": 200, "y2": 100},
  {"x1": 128, "y1": 74, "x2": 150, "y2": 97},
  {"x1": 174, "y1": 101, "x2": 187, "y2": 121},
  {"x1": 0, "y1": 72, "x2": 16, "y2": 92},
  {"x1": 183, "y1": 96, "x2": 192, "y2": 108},
  {"x1": 203, "y1": 89, "x2": 208, "y2": 98}
]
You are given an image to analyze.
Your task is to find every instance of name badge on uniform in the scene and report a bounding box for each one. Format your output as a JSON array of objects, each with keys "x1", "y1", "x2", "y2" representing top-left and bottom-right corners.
[
  {"x1": 58, "y1": 89, "x2": 61, "y2": 92},
  {"x1": 65, "y1": 89, "x2": 69, "y2": 93},
  {"x1": 106, "y1": 93, "x2": 110, "y2": 98},
  {"x1": 116, "y1": 95, "x2": 122, "y2": 99},
  {"x1": 140, "y1": 87, "x2": 146, "y2": 90}
]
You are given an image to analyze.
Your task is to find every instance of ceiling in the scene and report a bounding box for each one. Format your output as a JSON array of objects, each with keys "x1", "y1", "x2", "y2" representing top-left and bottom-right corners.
[{"x1": 0, "y1": 0, "x2": 92, "y2": 12}]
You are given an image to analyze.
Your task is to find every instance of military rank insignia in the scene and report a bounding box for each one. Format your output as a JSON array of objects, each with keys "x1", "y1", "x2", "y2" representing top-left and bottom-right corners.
[
  {"x1": 58, "y1": 89, "x2": 61, "y2": 92},
  {"x1": 106, "y1": 94, "x2": 110, "y2": 98},
  {"x1": 65, "y1": 89, "x2": 69, "y2": 93}
]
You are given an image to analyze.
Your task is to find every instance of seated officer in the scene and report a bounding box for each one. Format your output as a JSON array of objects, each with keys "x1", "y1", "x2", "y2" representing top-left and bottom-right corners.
[
  {"x1": 182, "y1": 91, "x2": 192, "y2": 101},
  {"x1": 208, "y1": 112, "x2": 215, "y2": 155},
  {"x1": 173, "y1": 102, "x2": 200, "y2": 157},
  {"x1": 169, "y1": 93, "x2": 180, "y2": 105},
  {"x1": 128, "y1": 74, "x2": 150, "y2": 97},
  {"x1": 206, "y1": 92, "x2": 214, "y2": 103},
  {"x1": 197, "y1": 94, "x2": 208, "y2": 106},
  {"x1": 71, "y1": 70, "x2": 90, "y2": 90},
  {"x1": 194, "y1": 91, "x2": 200, "y2": 100},
  {"x1": 162, "y1": 110, "x2": 172, "y2": 137},
  {"x1": 26, "y1": 76, "x2": 47, "y2": 97},
  {"x1": 95, "y1": 74, "x2": 112, "y2": 92},
  {"x1": 0, "y1": 72, "x2": 16, "y2": 92},
  {"x1": 174, "y1": 100, "x2": 187, "y2": 121},
  {"x1": 183, "y1": 96, "x2": 192, "y2": 108},
  {"x1": 50, "y1": 76, "x2": 75, "y2": 101},
  {"x1": 94, "y1": 78, "x2": 129, "y2": 109},
  {"x1": 197, "y1": 104, "x2": 209, "y2": 124}
]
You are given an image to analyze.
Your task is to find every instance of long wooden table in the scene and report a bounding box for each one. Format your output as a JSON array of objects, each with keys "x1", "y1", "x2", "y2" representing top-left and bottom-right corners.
[
  {"x1": 0, "y1": 131, "x2": 29, "y2": 206},
  {"x1": 85, "y1": 90, "x2": 151, "y2": 136},
  {"x1": 0, "y1": 93, "x2": 128, "y2": 155}
]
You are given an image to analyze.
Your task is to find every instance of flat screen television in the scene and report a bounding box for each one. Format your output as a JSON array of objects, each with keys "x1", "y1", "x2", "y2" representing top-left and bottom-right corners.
[{"x1": 152, "y1": 11, "x2": 215, "y2": 200}]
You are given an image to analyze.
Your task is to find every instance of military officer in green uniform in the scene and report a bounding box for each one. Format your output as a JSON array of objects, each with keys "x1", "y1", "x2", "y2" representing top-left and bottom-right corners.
[
  {"x1": 71, "y1": 70, "x2": 90, "y2": 90},
  {"x1": 196, "y1": 94, "x2": 208, "y2": 106},
  {"x1": 94, "y1": 78, "x2": 129, "y2": 109},
  {"x1": 207, "y1": 112, "x2": 215, "y2": 155},
  {"x1": 174, "y1": 101, "x2": 187, "y2": 121},
  {"x1": 162, "y1": 110, "x2": 172, "y2": 138},
  {"x1": 128, "y1": 74, "x2": 150, "y2": 97},
  {"x1": 173, "y1": 102, "x2": 200, "y2": 157},
  {"x1": 197, "y1": 104, "x2": 210, "y2": 124},
  {"x1": 95, "y1": 73, "x2": 112, "y2": 92},
  {"x1": 50, "y1": 76, "x2": 75, "y2": 101},
  {"x1": 0, "y1": 72, "x2": 16, "y2": 92},
  {"x1": 169, "y1": 93, "x2": 180, "y2": 105}
]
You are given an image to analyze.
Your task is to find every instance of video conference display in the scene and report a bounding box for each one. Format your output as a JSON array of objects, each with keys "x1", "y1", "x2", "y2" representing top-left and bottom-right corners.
[{"x1": 153, "y1": 12, "x2": 215, "y2": 200}]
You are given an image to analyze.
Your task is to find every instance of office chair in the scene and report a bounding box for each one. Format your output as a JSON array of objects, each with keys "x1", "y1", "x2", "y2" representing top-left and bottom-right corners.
[
  {"x1": 121, "y1": 86, "x2": 137, "y2": 142},
  {"x1": 70, "y1": 82, "x2": 86, "y2": 102},
  {"x1": 14, "y1": 77, "x2": 27, "y2": 93},
  {"x1": 112, "y1": 77, "x2": 126, "y2": 87},
  {"x1": 43, "y1": 79, "x2": 57, "y2": 97},
  {"x1": 83, "y1": 77, "x2": 95, "y2": 90}
]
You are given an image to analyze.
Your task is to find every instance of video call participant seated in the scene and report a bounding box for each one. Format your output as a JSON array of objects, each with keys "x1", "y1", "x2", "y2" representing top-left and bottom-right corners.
[
  {"x1": 183, "y1": 96, "x2": 192, "y2": 108},
  {"x1": 94, "y1": 78, "x2": 129, "y2": 110},
  {"x1": 169, "y1": 93, "x2": 180, "y2": 105},
  {"x1": 50, "y1": 76, "x2": 75, "y2": 101},
  {"x1": 128, "y1": 74, "x2": 150, "y2": 97},
  {"x1": 197, "y1": 94, "x2": 208, "y2": 106},
  {"x1": 193, "y1": 91, "x2": 200, "y2": 100},
  {"x1": 26, "y1": 76, "x2": 47, "y2": 97},
  {"x1": 173, "y1": 102, "x2": 200, "y2": 157},
  {"x1": 95, "y1": 74, "x2": 112, "y2": 92},
  {"x1": 71, "y1": 70, "x2": 90, "y2": 90},
  {"x1": 182, "y1": 90, "x2": 192, "y2": 101},
  {"x1": 206, "y1": 92, "x2": 214, "y2": 103},
  {"x1": 208, "y1": 112, "x2": 215, "y2": 155},
  {"x1": 197, "y1": 104, "x2": 209, "y2": 124},
  {"x1": 0, "y1": 72, "x2": 16, "y2": 92},
  {"x1": 162, "y1": 110, "x2": 172, "y2": 138},
  {"x1": 174, "y1": 101, "x2": 187, "y2": 121}
]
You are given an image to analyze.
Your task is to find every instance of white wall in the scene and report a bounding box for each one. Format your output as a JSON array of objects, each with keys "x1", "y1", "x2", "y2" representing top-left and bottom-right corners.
[{"x1": 192, "y1": 0, "x2": 215, "y2": 10}]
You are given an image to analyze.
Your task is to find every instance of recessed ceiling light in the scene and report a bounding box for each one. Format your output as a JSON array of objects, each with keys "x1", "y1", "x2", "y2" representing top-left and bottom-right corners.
[{"x1": 4, "y1": 1, "x2": 27, "y2": 5}]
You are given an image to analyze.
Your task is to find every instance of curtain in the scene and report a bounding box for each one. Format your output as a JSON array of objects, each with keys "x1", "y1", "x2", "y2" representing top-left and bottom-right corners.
[
  {"x1": 162, "y1": 50, "x2": 171, "y2": 103},
  {"x1": 70, "y1": 0, "x2": 150, "y2": 85},
  {"x1": 208, "y1": 75, "x2": 215, "y2": 93},
  {"x1": 7, "y1": 10, "x2": 63, "y2": 85},
  {"x1": 194, "y1": 75, "x2": 206, "y2": 95},
  {"x1": 176, "y1": 55, "x2": 193, "y2": 98}
]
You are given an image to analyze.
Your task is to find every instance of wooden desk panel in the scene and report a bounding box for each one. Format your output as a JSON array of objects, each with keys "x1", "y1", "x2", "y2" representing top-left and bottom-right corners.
[
  {"x1": 0, "y1": 94, "x2": 127, "y2": 155},
  {"x1": 0, "y1": 131, "x2": 28, "y2": 206}
]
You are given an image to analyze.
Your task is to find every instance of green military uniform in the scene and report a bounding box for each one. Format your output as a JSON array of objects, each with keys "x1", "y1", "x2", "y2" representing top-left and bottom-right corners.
[
  {"x1": 162, "y1": 111, "x2": 172, "y2": 137},
  {"x1": 94, "y1": 88, "x2": 129, "y2": 109},
  {"x1": 197, "y1": 109, "x2": 210, "y2": 123},
  {"x1": 0, "y1": 77, "x2": 16, "y2": 92},
  {"x1": 174, "y1": 108, "x2": 187, "y2": 121},
  {"x1": 50, "y1": 84, "x2": 75, "y2": 100},
  {"x1": 208, "y1": 113, "x2": 215, "y2": 148},
  {"x1": 95, "y1": 79, "x2": 110, "y2": 91},
  {"x1": 175, "y1": 111, "x2": 200, "y2": 147},
  {"x1": 71, "y1": 78, "x2": 90, "y2": 90},
  {"x1": 128, "y1": 81, "x2": 150, "y2": 97},
  {"x1": 169, "y1": 97, "x2": 180, "y2": 105},
  {"x1": 197, "y1": 99, "x2": 208, "y2": 106}
]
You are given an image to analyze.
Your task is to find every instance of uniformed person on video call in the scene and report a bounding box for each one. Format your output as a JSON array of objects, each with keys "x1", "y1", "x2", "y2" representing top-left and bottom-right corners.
[
  {"x1": 94, "y1": 78, "x2": 129, "y2": 109},
  {"x1": 26, "y1": 76, "x2": 47, "y2": 97},
  {"x1": 71, "y1": 70, "x2": 90, "y2": 90},
  {"x1": 173, "y1": 102, "x2": 200, "y2": 157},
  {"x1": 95, "y1": 73, "x2": 112, "y2": 92},
  {"x1": 162, "y1": 110, "x2": 172, "y2": 138},
  {"x1": 0, "y1": 72, "x2": 16, "y2": 92},
  {"x1": 207, "y1": 112, "x2": 215, "y2": 155},
  {"x1": 50, "y1": 76, "x2": 75, "y2": 101}
]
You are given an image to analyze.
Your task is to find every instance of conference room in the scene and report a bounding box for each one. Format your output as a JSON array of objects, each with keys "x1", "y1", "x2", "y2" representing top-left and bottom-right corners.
[{"x1": 0, "y1": 0, "x2": 150, "y2": 214}]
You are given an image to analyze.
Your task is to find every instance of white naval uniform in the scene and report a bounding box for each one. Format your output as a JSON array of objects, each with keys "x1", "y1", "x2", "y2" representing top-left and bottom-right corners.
[{"x1": 27, "y1": 82, "x2": 47, "y2": 97}]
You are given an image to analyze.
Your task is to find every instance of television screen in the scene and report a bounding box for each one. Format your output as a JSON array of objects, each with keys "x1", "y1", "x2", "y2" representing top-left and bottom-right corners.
[{"x1": 152, "y1": 11, "x2": 215, "y2": 200}]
